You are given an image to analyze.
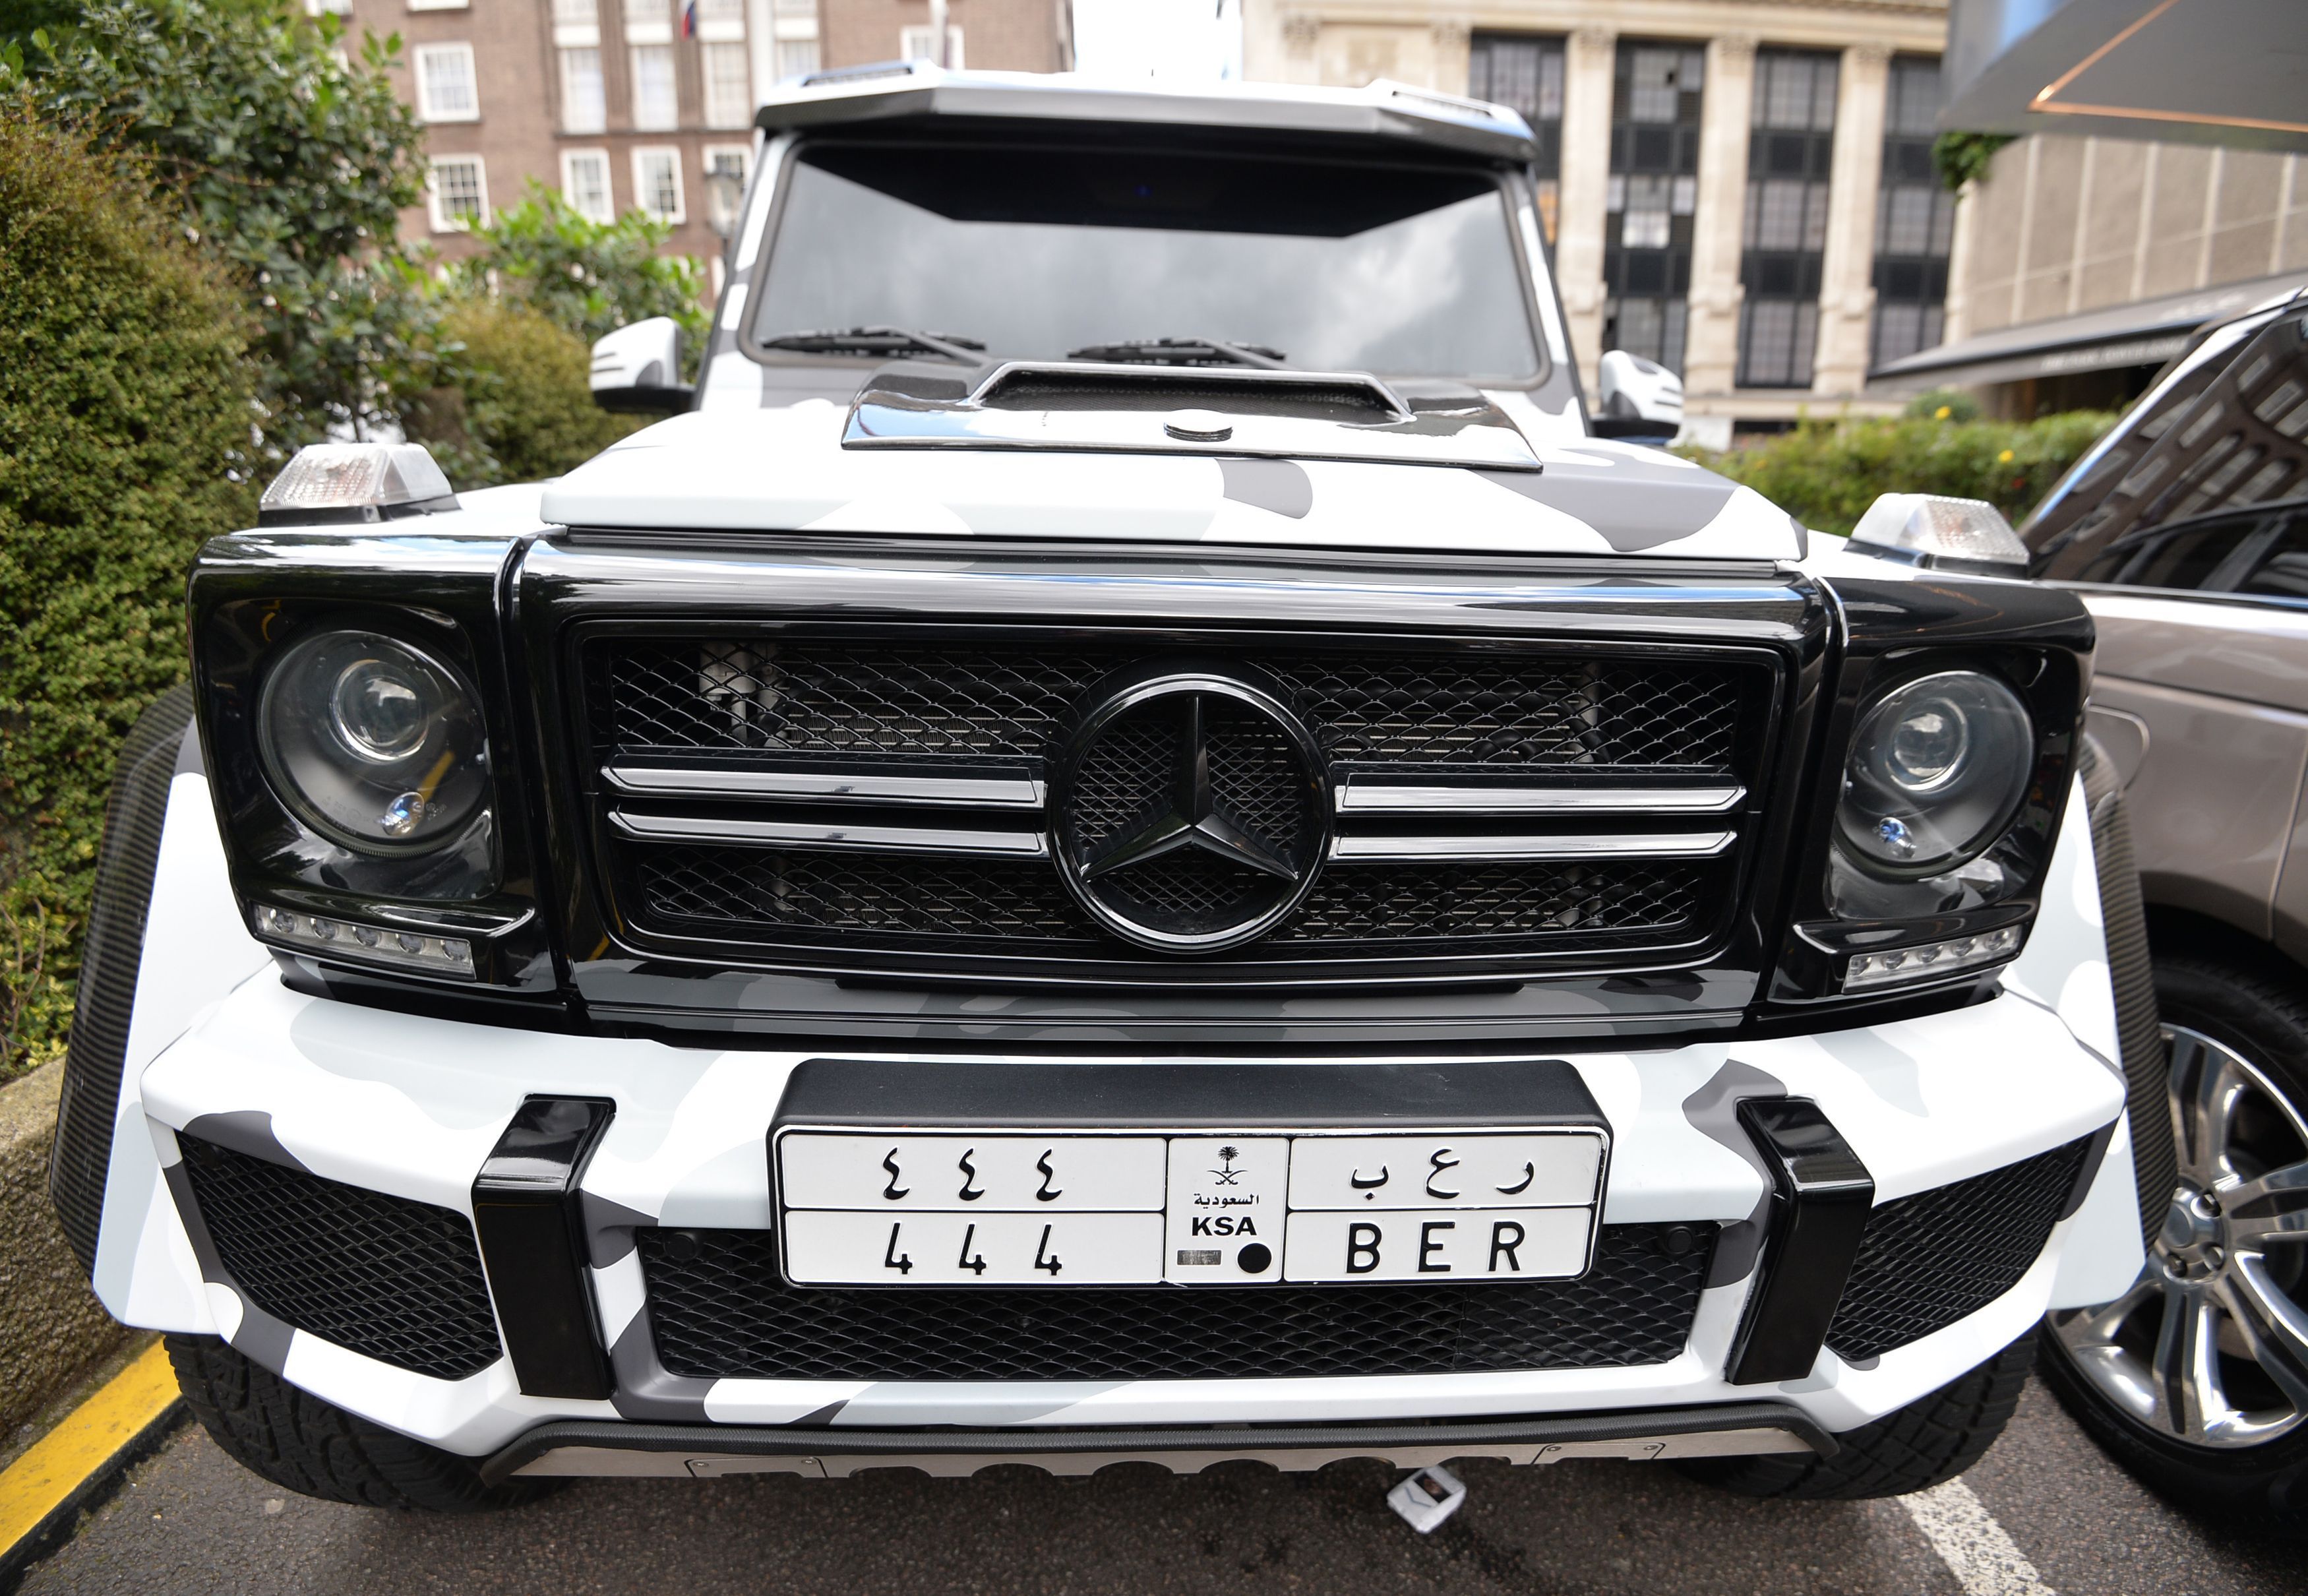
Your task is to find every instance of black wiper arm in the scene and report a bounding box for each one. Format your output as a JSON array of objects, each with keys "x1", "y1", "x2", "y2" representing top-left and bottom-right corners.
[
  {"x1": 1064, "y1": 337, "x2": 1289, "y2": 370},
  {"x1": 759, "y1": 326, "x2": 987, "y2": 363}
]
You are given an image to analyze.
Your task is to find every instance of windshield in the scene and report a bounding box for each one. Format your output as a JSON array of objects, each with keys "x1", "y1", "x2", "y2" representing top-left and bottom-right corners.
[{"x1": 748, "y1": 140, "x2": 1544, "y2": 383}]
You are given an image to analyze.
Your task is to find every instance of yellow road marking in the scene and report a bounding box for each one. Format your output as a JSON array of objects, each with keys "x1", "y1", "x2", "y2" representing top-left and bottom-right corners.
[{"x1": 0, "y1": 1340, "x2": 181, "y2": 1559}]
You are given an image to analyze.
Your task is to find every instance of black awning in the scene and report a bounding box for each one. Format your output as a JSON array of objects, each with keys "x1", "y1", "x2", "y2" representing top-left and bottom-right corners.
[
  {"x1": 1868, "y1": 270, "x2": 2307, "y2": 391},
  {"x1": 1943, "y1": 0, "x2": 2308, "y2": 152}
]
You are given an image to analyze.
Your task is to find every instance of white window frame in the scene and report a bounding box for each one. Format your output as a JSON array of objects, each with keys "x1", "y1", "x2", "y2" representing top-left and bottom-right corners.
[
  {"x1": 701, "y1": 38, "x2": 753, "y2": 129},
  {"x1": 629, "y1": 43, "x2": 679, "y2": 131},
  {"x1": 559, "y1": 46, "x2": 607, "y2": 134},
  {"x1": 774, "y1": 38, "x2": 820, "y2": 80},
  {"x1": 406, "y1": 0, "x2": 470, "y2": 11},
  {"x1": 897, "y1": 24, "x2": 963, "y2": 67},
  {"x1": 561, "y1": 148, "x2": 615, "y2": 224},
  {"x1": 413, "y1": 42, "x2": 481, "y2": 123},
  {"x1": 632, "y1": 145, "x2": 686, "y2": 224},
  {"x1": 427, "y1": 155, "x2": 490, "y2": 232}
]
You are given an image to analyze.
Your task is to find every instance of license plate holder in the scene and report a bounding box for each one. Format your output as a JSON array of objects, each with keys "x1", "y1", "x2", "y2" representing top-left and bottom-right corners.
[{"x1": 769, "y1": 1060, "x2": 1611, "y2": 1290}]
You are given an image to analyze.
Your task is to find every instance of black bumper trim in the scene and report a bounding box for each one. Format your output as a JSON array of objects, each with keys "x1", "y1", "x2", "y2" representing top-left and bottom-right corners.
[{"x1": 478, "y1": 1401, "x2": 1835, "y2": 1486}]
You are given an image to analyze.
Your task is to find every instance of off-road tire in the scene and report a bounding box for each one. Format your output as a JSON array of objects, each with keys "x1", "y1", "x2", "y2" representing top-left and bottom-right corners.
[
  {"x1": 2036, "y1": 952, "x2": 2308, "y2": 1537},
  {"x1": 1678, "y1": 1337, "x2": 2034, "y2": 1499},
  {"x1": 166, "y1": 1335, "x2": 559, "y2": 1512}
]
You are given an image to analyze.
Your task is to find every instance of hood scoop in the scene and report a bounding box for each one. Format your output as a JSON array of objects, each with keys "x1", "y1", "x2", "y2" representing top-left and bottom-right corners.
[{"x1": 843, "y1": 360, "x2": 1541, "y2": 471}]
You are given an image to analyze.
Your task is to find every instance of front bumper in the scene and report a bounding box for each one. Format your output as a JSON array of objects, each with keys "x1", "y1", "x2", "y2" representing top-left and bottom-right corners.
[{"x1": 84, "y1": 770, "x2": 2146, "y2": 1471}]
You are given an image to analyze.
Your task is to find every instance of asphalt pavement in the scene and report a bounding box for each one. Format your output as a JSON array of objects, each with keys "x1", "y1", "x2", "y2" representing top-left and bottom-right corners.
[{"x1": 22, "y1": 1378, "x2": 2307, "y2": 1595}]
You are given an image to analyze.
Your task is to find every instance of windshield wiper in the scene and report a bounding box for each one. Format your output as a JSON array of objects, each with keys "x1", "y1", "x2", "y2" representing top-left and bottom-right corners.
[
  {"x1": 1064, "y1": 337, "x2": 1288, "y2": 370},
  {"x1": 759, "y1": 326, "x2": 987, "y2": 363}
]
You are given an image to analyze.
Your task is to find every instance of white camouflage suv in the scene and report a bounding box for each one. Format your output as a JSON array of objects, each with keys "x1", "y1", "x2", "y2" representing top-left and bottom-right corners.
[{"x1": 51, "y1": 67, "x2": 2157, "y2": 1511}]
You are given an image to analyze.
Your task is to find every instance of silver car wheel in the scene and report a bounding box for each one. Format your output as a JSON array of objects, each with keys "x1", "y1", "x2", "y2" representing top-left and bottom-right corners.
[{"x1": 2049, "y1": 1024, "x2": 2308, "y2": 1450}]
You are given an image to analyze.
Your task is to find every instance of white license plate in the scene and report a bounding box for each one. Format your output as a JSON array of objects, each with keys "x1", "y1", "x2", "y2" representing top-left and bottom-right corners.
[{"x1": 774, "y1": 1127, "x2": 1605, "y2": 1287}]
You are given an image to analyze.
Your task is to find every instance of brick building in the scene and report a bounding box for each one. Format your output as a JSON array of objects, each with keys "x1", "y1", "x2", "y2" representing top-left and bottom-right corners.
[{"x1": 327, "y1": 0, "x2": 1068, "y2": 283}]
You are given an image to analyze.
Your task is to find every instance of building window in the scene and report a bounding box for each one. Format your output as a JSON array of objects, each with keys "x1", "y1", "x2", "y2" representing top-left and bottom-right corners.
[
  {"x1": 776, "y1": 38, "x2": 820, "y2": 78},
  {"x1": 303, "y1": 0, "x2": 350, "y2": 15},
  {"x1": 1736, "y1": 49, "x2": 1839, "y2": 388},
  {"x1": 1603, "y1": 43, "x2": 1703, "y2": 375},
  {"x1": 898, "y1": 24, "x2": 963, "y2": 67},
  {"x1": 413, "y1": 43, "x2": 480, "y2": 123},
  {"x1": 702, "y1": 40, "x2": 751, "y2": 127},
  {"x1": 696, "y1": 0, "x2": 746, "y2": 23},
  {"x1": 560, "y1": 47, "x2": 606, "y2": 134},
  {"x1": 630, "y1": 44, "x2": 679, "y2": 129},
  {"x1": 703, "y1": 143, "x2": 750, "y2": 234},
  {"x1": 407, "y1": 0, "x2": 469, "y2": 11},
  {"x1": 1467, "y1": 34, "x2": 1564, "y2": 244},
  {"x1": 553, "y1": 0, "x2": 598, "y2": 22},
  {"x1": 562, "y1": 148, "x2": 614, "y2": 223},
  {"x1": 633, "y1": 146, "x2": 685, "y2": 223},
  {"x1": 428, "y1": 156, "x2": 489, "y2": 231},
  {"x1": 1872, "y1": 57, "x2": 1956, "y2": 369}
]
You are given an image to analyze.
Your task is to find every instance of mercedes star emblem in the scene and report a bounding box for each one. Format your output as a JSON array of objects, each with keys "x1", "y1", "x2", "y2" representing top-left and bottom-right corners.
[{"x1": 1052, "y1": 669, "x2": 1327, "y2": 954}]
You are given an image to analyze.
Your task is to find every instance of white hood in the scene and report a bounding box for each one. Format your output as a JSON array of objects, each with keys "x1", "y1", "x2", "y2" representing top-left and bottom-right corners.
[{"x1": 539, "y1": 404, "x2": 1802, "y2": 562}]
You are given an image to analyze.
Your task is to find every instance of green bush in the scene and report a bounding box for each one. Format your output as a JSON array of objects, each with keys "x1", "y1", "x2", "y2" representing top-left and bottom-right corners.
[
  {"x1": 408, "y1": 299, "x2": 643, "y2": 486},
  {"x1": 1685, "y1": 410, "x2": 2118, "y2": 537},
  {"x1": 0, "y1": 110, "x2": 259, "y2": 1080},
  {"x1": 446, "y1": 185, "x2": 710, "y2": 354},
  {"x1": 18, "y1": 1, "x2": 442, "y2": 454}
]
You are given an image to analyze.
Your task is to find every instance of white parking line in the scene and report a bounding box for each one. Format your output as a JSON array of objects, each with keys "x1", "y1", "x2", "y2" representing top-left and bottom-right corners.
[{"x1": 1900, "y1": 1479, "x2": 2058, "y2": 1596}]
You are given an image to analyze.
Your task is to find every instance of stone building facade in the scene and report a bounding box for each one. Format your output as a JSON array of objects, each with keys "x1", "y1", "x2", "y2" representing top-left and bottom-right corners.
[
  {"x1": 1941, "y1": 134, "x2": 2308, "y2": 414},
  {"x1": 328, "y1": 0, "x2": 1064, "y2": 283},
  {"x1": 1242, "y1": 1, "x2": 1953, "y2": 436}
]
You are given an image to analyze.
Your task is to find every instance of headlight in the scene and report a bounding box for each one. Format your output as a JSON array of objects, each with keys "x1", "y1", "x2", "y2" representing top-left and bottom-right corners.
[
  {"x1": 1835, "y1": 671, "x2": 2032, "y2": 878},
  {"x1": 258, "y1": 630, "x2": 491, "y2": 851}
]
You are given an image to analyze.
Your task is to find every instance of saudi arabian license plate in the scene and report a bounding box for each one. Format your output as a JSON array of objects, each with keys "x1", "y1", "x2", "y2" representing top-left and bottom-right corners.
[{"x1": 773, "y1": 1128, "x2": 1606, "y2": 1287}]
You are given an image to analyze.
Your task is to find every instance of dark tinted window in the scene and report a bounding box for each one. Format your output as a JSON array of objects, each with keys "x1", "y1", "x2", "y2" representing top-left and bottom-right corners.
[
  {"x1": 2026, "y1": 307, "x2": 2308, "y2": 578},
  {"x1": 749, "y1": 142, "x2": 1543, "y2": 381},
  {"x1": 2079, "y1": 513, "x2": 2266, "y2": 589},
  {"x1": 2236, "y1": 510, "x2": 2308, "y2": 600}
]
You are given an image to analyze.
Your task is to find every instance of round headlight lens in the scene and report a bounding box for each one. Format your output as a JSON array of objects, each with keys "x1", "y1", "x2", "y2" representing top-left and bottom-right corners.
[
  {"x1": 1837, "y1": 671, "x2": 2032, "y2": 877},
  {"x1": 258, "y1": 630, "x2": 489, "y2": 851}
]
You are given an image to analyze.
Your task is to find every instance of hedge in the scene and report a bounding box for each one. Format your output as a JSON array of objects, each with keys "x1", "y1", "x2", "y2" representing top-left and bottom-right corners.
[
  {"x1": 0, "y1": 109, "x2": 258, "y2": 1081},
  {"x1": 408, "y1": 299, "x2": 642, "y2": 487},
  {"x1": 1686, "y1": 410, "x2": 2118, "y2": 538}
]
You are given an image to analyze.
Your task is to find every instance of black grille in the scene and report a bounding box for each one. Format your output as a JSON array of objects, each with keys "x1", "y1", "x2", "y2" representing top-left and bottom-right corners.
[
  {"x1": 636, "y1": 1223, "x2": 1715, "y2": 1382},
  {"x1": 640, "y1": 847, "x2": 1095, "y2": 940},
  {"x1": 175, "y1": 1135, "x2": 503, "y2": 1381},
  {"x1": 637, "y1": 847, "x2": 1708, "y2": 950},
  {"x1": 1280, "y1": 861, "x2": 1704, "y2": 942},
  {"x1": 590, "y1": 640, "x2": 1743, "y2": 771},
  {"x1": 1826, "y1": 1139, "x2": 2090, "y2": 1362}
]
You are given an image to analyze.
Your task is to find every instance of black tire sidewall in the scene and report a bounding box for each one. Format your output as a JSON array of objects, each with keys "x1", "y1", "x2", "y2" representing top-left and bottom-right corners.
[{"x1": 2038, "y1": 952, "x2": 2308, "y2": 1525}]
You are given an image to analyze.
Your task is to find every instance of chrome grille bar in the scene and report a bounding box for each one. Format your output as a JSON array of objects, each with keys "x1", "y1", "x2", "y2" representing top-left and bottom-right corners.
[
  {"x1": 604, "y1": 765, "x2": 1045, "y2": 809},
  {"x1": 1335, "y1": 779, "x2": 1746, "y2": 816},
  {"x1": 608, "y1": 811, "x2": 1049, "y2": 858},
  {"x1": 1329, "y1": 831, "x2": 1736, "y2": 864}
]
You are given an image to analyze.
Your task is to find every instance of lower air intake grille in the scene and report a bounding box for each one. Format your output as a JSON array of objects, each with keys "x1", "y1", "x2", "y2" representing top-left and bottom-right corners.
[
  {"x1": 635, "y1": 847, "x2": 1707, "y2": 951},
  {"x1": 636, "y1": 1223, "x2": 1715, "y2": 1382},
  {"x1": 1826, "y1": 1138, "x2": 2092, "y2": 1362},
  {"x1": 175, "y1": 1134, "x2": 503, "y2": 1381}
]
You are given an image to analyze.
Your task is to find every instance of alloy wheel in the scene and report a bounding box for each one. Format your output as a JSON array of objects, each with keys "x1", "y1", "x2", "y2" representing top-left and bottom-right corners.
[{"x1": 2049, "y1": 1025, "x2": 2308, "y2": 1449}]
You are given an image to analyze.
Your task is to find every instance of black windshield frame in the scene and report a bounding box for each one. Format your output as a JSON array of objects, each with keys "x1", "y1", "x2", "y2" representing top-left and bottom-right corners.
[{"x1": 736, "y1": 130, "x2": 1554, "y2": 390}]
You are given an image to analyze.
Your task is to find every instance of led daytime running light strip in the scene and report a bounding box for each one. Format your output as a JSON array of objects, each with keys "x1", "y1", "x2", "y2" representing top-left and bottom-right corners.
[
  {"x1": 1843, "y1": 925, "x2": 2022, "y2": 993},
  {"x1": 253, "y1": 904, "x2": 475, "y2": 980}
]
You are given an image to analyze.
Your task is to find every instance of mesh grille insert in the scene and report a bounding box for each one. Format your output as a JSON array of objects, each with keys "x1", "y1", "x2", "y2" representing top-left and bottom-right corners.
[
  {"x1": 1826, "y1": 1138, "x2": 2091, "y2": 1362},
  {"x1": 635, "y1": 847, "x2": 1709, "y2": 950},
  {"x1": 176, "y1": 1134, "x2": 503, "y2": 1381},
  {"x1": 636, "y1": 1222, "x2": 1715, "y2": 1382},
  {"x1": 590, "y1": 640, "x2": 1744, "y2": 771}
]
